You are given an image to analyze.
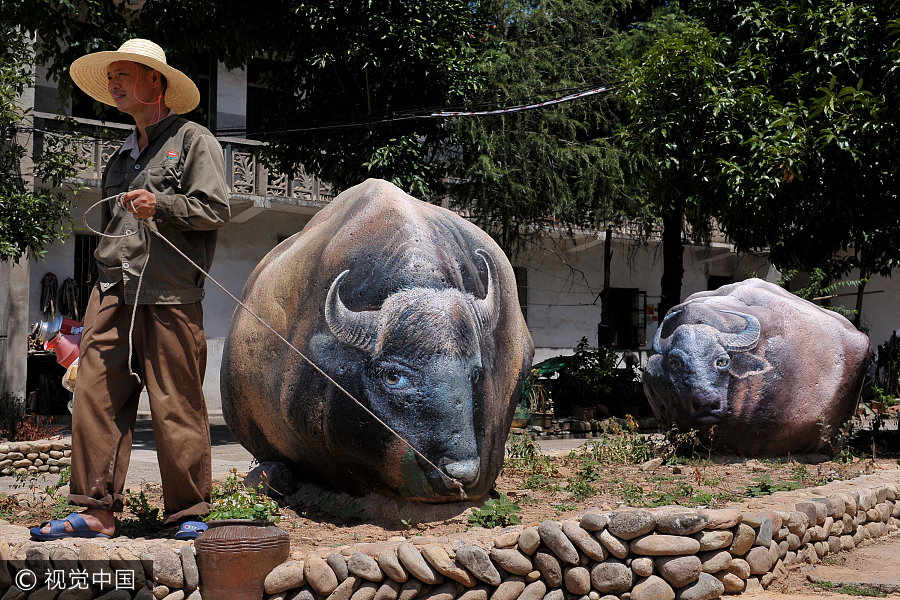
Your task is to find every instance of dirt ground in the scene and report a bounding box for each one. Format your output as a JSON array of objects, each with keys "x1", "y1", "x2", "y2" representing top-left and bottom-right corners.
[{"x1": 3, "y1": 438, "x2": 897, "y2": 559}]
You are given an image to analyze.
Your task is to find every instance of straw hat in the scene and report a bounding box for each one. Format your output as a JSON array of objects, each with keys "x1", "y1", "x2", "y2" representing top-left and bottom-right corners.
[{"x1": 70, "y1": 38, "x2": 200, "y2": 114}]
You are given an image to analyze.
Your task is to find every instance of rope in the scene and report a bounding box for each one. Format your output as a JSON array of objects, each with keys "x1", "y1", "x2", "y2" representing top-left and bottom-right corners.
[{"x1": 83, "y1": 195, "x2": 467, "y2": 498}]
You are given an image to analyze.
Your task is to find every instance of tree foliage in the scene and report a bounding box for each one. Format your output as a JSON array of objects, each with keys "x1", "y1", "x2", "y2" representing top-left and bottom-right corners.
[{"x1": 0, "y1": 18, "x2": 79, "y2": 262}]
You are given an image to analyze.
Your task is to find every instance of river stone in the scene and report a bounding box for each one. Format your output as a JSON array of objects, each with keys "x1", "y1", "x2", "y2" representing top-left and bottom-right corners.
[
  {"x1": 562, "y1": 521, "x2": 607, "y2": 561},
  {"x1": 590, "y1": 561, "x2": 633, "y2": 593},
  {"x1": 490, "y1": 547, "x2": 533, "y2": 575},
  {"x1": 457, "y1": 546, "x2": 501, "y2": 586},
  {"x1": 266, "y1": 560, "x2": 307, "y2": 594},
  {"x1": 630, "y1": 535, "x2": 700, "y2": 556},
  {"x1": 398, "y1": 543, "x2": 441, "y2": 585},
  {"x1": 694, "y1": 530, "x2": 733, "y2": 552},
  {"x1": 753, "y1": 518, "x2": 773, "y2": 548},
  {"x1": 330, "y1": 554, "x2": 351, "y2": 582},
  {"x1": 785, "y1": 512, "x2": 809, "y2": 536},
  {"x1": 656, "y1": 512, "x2": 707, "y2": 536},
  {"x1": 151, "y1": 586, "x2": 169, "y2": 600},
  {"x1": 698, "y1": 551, "x2": 731, "y2": 574},
  {"x1": 538, "y1": 521, "x2": 580, "y2": 565},
  {"x1": 458, "y1": 588, "x2": 489, "y2": 600},
  {"x1": 608, "y1": 511, "x2": 657, "y2": 541},
  {"x1": 715, "y1": 572, "x2": 744, "y2": 594},
  {"x1": 745, "y1": 547, "x2": 772, "y2": 575},
  {"x1": 374, "y1": 581, "x2": 402, "y2": 600},
  {"x1": 598, "y1": 529, "x2": 629, "y2": 559},
  {"x1": 696, "y1": 509, "x2": 741, "y2": 530},
  {"x1": 564, "y1": 567, "x2": 591, "y2": 595},
  {"x1": 728, "y1": 558, "x2": 750, "y2": 579},
  {"x1": 491, "y1": 577, "x2": 526, "y2": 600},
  {"x1": 353, "y1": 582, "x2": 382, "y2": 600},
  {"x1": 543, "y1": 589, "x2": 565, "y2": 600},
  {"x1": 581, "y1": 514, "x2": 609, "y2": 532},
  {"x1": 307, "y1": 554, "x2": 340, "y2": 595},
  {"x1": 399, "y1": 580, "x2": 425, "y2": 600},
  {"x1": 729, "y1": 524, "x2": 755, "y2": 556},
  {"x1": 142, "y1": 545, "x2": 183, "y2": 589},
  {"x1": 348, "y1": 553, "x2": 384, "y2": 583},
  {"x1": 327, "y1": 576, "x2": 360, "y2": 600},
  {"x1": 519, "y1": 527, "x2": 541, "y2": 555},
  {"x1": 655, "y1": 556, "x2": 701, "y2": 588},
  {"x1": 520, "y1": 580, "x2": 546, "y2": 600},
  {"x1": 534, "y1": 551, "x2": 562, "y2": 588},
  {"x1": 177, "y1": 545, "x2": 199, "y2": 594},
  {"x1": 631, "y1": 575, "x2": 675, "y2": 600},
  {"x1": 676, "y1": 573, "x2": 724, "y2": 600},
  {"x1": 421, "y1": 545, "x2": 475, "y2": 587},
  {"x1": 496, "y1": 531, "x2": 520, "y2": 548},
  {"x1": 374, "y1": 551, "x2": 406, "y2": 584},
  {"x1": 631, "y1": 557, "x2": 653, "y2": 577},
  {"x1": 526, "y1": 571, "x2": 541, "y2": 583}
]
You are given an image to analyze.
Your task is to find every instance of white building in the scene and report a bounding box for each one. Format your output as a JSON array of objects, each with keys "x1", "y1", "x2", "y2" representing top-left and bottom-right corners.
[{"x1": 9, "y1": 56, "x2": 896, "y2": 415}]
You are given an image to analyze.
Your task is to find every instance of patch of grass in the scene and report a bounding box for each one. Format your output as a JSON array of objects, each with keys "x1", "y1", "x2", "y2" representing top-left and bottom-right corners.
[
  {"x1": 620, "y1": 482, "x2": 644, "y2": 506},
  {"x1": 523, "y1": 472, "x2": 552, "y2": 489},
  {"x1": 552, "y1": 502, "x2": 577, "y2": 513},
  {"x1": 646, "y1": 491, "x2": 677, "y2": 507},
  {"x1": 565, "y1": 477, "x2": 595, "y2": 501},
  {"x1": 690, "y1": 491, "x2": 715, "y2": 506},
  {"x1": 468, "y1": 494, "x2": 522, "y2": 528},
  {"x1": 745, "y1": 474, "x2": 800, "y2": 497},
  {"x1": 813, "y1": 581, "x2": 886, "y2": 597}
]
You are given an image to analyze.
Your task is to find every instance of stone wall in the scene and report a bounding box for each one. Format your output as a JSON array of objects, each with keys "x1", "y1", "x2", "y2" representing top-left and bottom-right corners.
[
  {"x1": 0, "y1": 471, "x2": 898, "y2": 600},
  {"x1": 0, "y1": 440, "x2": 71, "y2": 477}
]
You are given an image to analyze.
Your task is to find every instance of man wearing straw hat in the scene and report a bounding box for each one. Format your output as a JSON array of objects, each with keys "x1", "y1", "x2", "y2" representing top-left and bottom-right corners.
[{"x1": 31, "y1": 39, "x2": 229, "y2": 540}]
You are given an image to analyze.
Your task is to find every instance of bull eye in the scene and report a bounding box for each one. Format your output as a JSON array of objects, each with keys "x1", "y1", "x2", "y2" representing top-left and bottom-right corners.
[
  {"x1": 667, "y1": 355, "x2": 683, "y2": 369},
  {"x1": 715, "y1": 355, "x2": 731, "y2": 369},
  {"x1": 383, "y1": 370, "x2": 404, "y2": 386}
]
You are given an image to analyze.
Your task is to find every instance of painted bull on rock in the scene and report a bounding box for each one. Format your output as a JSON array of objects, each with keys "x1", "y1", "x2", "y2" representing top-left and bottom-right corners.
[
  {"x1": 643, "y1": 278, "x2": 871, "y2": 455},
  {"x1": 221, "y1": 179, "x2": 534, "y2": 501}
]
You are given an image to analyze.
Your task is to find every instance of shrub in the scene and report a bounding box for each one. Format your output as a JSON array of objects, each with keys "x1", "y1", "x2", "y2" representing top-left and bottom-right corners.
[
  {"x1": 468, "y1": 494, "x2": 522, "y2": 528},
  {"x1": 206, "y1": 469, "x2": 280, "y2": 522}
]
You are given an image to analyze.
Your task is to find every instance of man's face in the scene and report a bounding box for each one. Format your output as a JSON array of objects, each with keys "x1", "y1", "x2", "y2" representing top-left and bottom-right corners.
[{"x1": 106, "y1": 60, "x2": 162, "y2": 115}]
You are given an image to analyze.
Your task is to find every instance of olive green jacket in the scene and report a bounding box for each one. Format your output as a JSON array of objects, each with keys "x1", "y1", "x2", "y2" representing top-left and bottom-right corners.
[{"x1": 96, "y1": 114, "x2": 230, "y2": 304}]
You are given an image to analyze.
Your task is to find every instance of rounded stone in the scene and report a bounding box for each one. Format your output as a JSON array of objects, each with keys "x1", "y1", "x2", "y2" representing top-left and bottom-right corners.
[
  {"x1": 459, "y1": 588, "x2": 489, "y2": 600},
  {"x1": 518, "y1": 528, "x2": 541, "y2": 555},
  {"x1": 565, "y1": 567, "x2": 591, "y2": 595},
  {"x1": 491, "y1": 577, "x2": 526, "y2": 600},
  {"x1": 141, "y1": 545, "x2": 183, "y2": 589},
  {"x1": 374, "y1": 581, "x2": 402, "y2": 600},
  {"x1": 457, "y1": 546, "x2": 501, "y2": 586},
  {"x1": 694, "y1": 531, "x2": 733, "y2": 552},
  {"x1": 590, "y1": 561, "x2": 633, "y2": 593},
  {"x1": 632, "y1": 575, "x2": 675, "y2": 600},
  {"x1": 696, "y1": 509, "x2": 741, "y2": 530},
  {"x1": 520, "y1": 581, "x2": 547, "y2": 600},
  {"x1": 533, "y1": 551, "x2": 562, "y2": 588},
  {"x1": 729, "y1": 524, "x2": 755, "y2": 556},
  {"x1": 350, "y1": 552, "x2": 384, "y2": 583},
  {"x1": 745, "y1": 547, "x2": 773, "y2": 575},
  {"x1": 656, "y1": 512, "x2": 708, "y2": 536},
  {"x1": 598, "y1": 529, "x2": 629, "y2": 559},
  {"x1": 544, "y1": 590, "x2": 565, "y2": 600},
  {"x1": 631, "y1": 557, "x2": 653, "y2": 578},
  {"x1": 715, "y1": 573, "x2": 744, "y2": 594},
  {"x1": 630, "y1": 535, "x2": 701, "y2": 556},
  {"x1": 608, "y1": 511, "x2": 657, "y2": 541},
  {"x1": 306, "y1": 554, "x2": 340, "y2": 595},
  {"x1": 491, "y1": 547, "x2": 534, "y2": 576},
  {"x1": 562, "y1": 521, "x2": 607, "y2": 561},
  {"x1": 581, "y1": 513, "x2": 609, "y2": 532},
  {"x1": 698, "y1": 551, "x2": 731, "y2": 574},
  {"x1": 421, "y1": 582, "x2": 455, "y2": 600},
  {"x1": 655, "y1": 556, "x2": 701, "y2": 588},
  {"x1": 421, "y1": 545, "x2": 475, "y2": 587},
  {"x1": 397, "y1": 543, "x2": 441, "y2": 585},
  {"x1": 399, "y1": 579, "x2": 425, "y2": 600},
  {"x1": 328, "y1": 577, "x2": 360, "y2": 600},
  {"x1": 329, "y1": 554, "x2": 350, "y2": 582},
  {"x1": 675, "y1": 572, "x2": 724, "y2": 600},
  {"x1": 538, "y1": 521, "x2": 580, "y2": 565},
  {"x1": 727, "y1": 558, "x2": 750, "y2": 579},
  {"x1": 375, "y1": 551, "x2": 407, "y2": 584}
]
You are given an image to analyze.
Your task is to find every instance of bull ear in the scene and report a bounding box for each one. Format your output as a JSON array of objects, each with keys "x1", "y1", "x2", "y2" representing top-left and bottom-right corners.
[{"x1": 728, "y1": 352, "x2": 773, "y2": 379}]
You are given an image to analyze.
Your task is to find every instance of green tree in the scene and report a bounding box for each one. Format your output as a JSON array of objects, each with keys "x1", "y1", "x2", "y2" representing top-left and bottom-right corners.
[
  {"x1": 0, "y1": 20, "x2": 79, "y2": 262},
  {"x1": 12, "y1": 0, "x2": 483, "y2": 202}
]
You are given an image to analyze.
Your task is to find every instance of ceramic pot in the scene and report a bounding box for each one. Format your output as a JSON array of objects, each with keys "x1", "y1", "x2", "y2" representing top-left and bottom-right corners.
[{"x1": 195, "y1": 519, "x2": 290, "y2": 600}]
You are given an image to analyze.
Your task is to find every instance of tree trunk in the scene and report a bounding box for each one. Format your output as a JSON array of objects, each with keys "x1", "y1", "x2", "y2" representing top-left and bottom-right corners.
[
  {"x1": 659, "y1": 201, "x2": 685, "y2": 319},
  {"x1": 853, "y1": 275, "x2": 868, "y2": 329},
  {"x1": 600, "y1": 226, "x2": 612, "y2": 325}
]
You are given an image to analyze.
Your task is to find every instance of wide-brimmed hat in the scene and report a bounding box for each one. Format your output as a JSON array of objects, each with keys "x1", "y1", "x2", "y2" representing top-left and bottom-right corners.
[{"x1": 70, "y1": 38, "x2": 200, "y2": 114}]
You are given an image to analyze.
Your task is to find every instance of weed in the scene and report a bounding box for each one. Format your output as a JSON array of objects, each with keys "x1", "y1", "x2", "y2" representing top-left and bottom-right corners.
[
  {"x1": 745, "y1": 474, "x2": 800, "y2": 497},
  {"x1": 620, "y1": 482, "x2": 644, "y2": 506},
  {"x1": 468, "y1": 494, "x2": 522, "y2": 528},
  {"x1": 646, "y1": 491, "x2": 676, "y2": 507},
  {"x1": 507, "y1": 433, "x2": 540, "y2": 460},
  {"x1": 813, "y1": 581, "x2": 885, "y2": 597},
  {"x1": 690, "y1": 491, "x2": 715, "y2": 506},
  {"x1": 552, "y1": 502, "x2": 578, "y2": 513},
  {"x1": 565, "y1": 478, "x2": 595, "y2": 501},
  {"x1": 0, "y1": 493, "x2": 17, "y2": 520},
  {"x1": 118, "y1": 487, "x2": 164, "y2": 536},
  {"x1": 207, "y1": 469, "x2": 280, "y2": 523},
  {"x1": 523, "y1": 473, "x2": 552, "y2": 489}
]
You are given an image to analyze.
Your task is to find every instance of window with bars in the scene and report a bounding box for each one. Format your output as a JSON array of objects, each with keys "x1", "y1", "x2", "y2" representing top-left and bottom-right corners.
[
  {"x1": 74, "y1": 234, "x2": 99, "y2": 319},
  {"x1": 605, "y1": 287, "x2": 647, "y2": 349}
]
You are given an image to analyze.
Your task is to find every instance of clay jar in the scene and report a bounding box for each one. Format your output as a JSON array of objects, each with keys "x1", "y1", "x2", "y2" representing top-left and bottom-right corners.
[{"x1": 195, "y1": 519, "x2": 290, "y2": 600}]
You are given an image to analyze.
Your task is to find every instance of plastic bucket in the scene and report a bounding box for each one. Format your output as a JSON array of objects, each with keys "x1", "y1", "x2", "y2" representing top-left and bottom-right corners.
[{"x1": 45, "y1": 332, "x2": 81, "y2": 368}]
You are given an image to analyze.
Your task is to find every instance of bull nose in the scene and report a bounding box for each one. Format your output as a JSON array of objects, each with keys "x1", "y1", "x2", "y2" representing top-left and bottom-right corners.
[{"x1": 444, "y1": 459, "x2": 480, "y2": 485}]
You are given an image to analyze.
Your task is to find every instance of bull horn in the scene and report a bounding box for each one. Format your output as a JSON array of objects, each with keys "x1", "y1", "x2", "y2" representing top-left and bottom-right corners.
[
  {"x1": 473, "y1": 249, "x2": 498, "y2": 335},
  {"x1": 652, "y1": 309, "x2": 683, "y2": 355},
  {"x1": 325, "y1": 270, "x2": 379, "y2": 353},
  {"x1": 716, "y1": 309, "x2": 761, "y2": 352}
]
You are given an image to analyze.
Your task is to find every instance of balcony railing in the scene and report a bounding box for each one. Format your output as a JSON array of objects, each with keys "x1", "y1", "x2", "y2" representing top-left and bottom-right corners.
[{"x1": 31, "y1": 112, "x2": 333, "y2": 221}]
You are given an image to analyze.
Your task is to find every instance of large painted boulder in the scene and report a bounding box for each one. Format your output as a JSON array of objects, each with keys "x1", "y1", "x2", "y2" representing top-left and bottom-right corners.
[
  {"x1": 222, "y1": 179, "x2": 533, "y2": 501},
  {"x1": 643, "y1": 278, "x2": 871, "y2": 455}
]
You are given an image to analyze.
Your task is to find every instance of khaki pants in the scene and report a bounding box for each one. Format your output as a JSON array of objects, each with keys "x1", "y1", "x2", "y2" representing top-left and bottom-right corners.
[{"x1": 68, "y1": 284, "x2": 212, "y2": 524}]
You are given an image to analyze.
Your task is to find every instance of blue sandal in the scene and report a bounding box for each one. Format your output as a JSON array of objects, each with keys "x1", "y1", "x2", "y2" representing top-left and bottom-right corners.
[
  {"x1": 30, "y1": 513, "x2": 112, "y2": 541},
  {"x1": 174, "y1": 520, "x2": 208, "y2": 540}
]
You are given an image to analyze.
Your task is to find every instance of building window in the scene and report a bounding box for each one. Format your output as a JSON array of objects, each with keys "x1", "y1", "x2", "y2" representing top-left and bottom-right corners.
[
  {"x1": 605, "y1": 288, "x2": 647, "y2": 349},
  {"x1": 513, "y1": 266, "x2": 527, "y2": 323},
  {"x1": 74, "y1": 234, "x2": 99, "y2": 319}
]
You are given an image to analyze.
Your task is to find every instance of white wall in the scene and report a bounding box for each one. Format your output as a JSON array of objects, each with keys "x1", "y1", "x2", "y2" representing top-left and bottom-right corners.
[
  {"x1": 216, "y1": 63, "x2": 247, "y2": 132},
  {"x1": 834, "y1": 272, "x2": 900, "y2": 351}
]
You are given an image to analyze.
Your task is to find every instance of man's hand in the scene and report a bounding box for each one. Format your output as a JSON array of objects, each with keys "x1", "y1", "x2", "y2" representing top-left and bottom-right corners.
[{"x1": 121, "y1": 189, "x2": 157, "y2": 220}]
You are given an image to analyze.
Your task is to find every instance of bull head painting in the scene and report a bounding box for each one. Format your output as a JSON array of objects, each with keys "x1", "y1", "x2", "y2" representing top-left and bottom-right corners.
[
  {"x1": 643, "y1": 279, "x2": 871, "y2": 455},
  {"x1": 221, "y1": 179, "x2": 534, "y2": 502}
]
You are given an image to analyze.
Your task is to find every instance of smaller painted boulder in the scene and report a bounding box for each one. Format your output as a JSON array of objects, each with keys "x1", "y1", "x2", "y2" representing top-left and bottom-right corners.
[{"x1": 643, "y1": 278, "x2": 870, "y2": 455}]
